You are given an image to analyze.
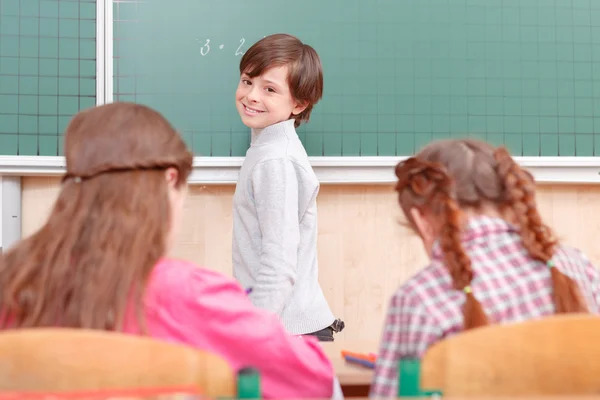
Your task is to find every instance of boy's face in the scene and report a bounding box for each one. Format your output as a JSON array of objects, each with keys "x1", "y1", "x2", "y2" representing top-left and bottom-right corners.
[{"x1": 235, "y1": 65, "x2": 307, "y2": 129}]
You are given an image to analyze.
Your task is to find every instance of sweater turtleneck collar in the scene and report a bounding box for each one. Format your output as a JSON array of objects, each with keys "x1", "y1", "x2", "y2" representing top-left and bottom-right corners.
[{"x1": 251, "y1": 119, "x2": 297, "y2": 146}]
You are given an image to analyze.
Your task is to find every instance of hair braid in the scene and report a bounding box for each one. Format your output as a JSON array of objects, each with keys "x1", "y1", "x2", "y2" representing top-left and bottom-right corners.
[
  {"x1": 396, "y1": 158, "x2": 488, "y2": 329},
  {"x1": 494, "y1": 147, "x2": 587, "y2": 314}
]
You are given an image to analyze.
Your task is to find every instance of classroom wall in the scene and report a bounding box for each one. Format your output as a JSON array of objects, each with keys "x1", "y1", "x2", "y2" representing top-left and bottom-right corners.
[{"x1": 21, "y1": 177, "x2": 600, "y2": 342}]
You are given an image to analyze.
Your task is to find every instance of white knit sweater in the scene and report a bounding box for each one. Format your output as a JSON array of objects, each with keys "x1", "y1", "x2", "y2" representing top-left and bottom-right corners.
[{"x1": 232, "y1": 119, "x2": 335, "y2": 335}]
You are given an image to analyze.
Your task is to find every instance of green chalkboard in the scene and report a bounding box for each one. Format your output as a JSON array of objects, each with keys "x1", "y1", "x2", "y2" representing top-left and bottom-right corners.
[
  {"x1": 0, "y1": 0, "x2": 96, "y2": 156},
  {"x1": 113, "y1": 0, "x2": 600, "y2": 157},
  {"x1": 3, "y1": 1, "x2": 600, "y2": 157}
]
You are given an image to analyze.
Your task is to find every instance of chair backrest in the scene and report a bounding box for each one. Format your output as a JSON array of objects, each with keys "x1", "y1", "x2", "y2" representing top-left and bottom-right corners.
[
  {"x1": 419, "y1": 314, "x2": 600, "y2": 396},
  {"x1": 0, "y1": 328, "x2": 235, "y2": 398}
]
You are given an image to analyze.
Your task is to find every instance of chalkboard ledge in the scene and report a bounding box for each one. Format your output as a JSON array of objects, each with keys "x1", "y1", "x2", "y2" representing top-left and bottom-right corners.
[{"x1": 0, "y1": 156, "x2": 599, "y2": 185}]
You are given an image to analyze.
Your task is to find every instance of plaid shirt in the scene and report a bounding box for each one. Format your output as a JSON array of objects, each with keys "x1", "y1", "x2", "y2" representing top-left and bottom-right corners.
[{"x1": 370, "y1": 216, "x2": 600, "y2": 398}]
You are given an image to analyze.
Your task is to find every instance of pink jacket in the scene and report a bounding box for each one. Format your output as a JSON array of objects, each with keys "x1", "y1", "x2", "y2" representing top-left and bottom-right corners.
[{"x1": 122, "y1": 258, "x2": 334, "y2": 399}]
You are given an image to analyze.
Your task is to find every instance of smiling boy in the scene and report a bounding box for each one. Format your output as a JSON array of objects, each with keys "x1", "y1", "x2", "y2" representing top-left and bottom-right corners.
[{"x1": 232, "y1": 34, "x2": 344, "y2": 341}]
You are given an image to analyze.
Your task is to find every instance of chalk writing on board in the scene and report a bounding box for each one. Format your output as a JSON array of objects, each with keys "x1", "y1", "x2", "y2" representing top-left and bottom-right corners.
[
  {"x1": 236, "y1": 38, "x2": 245, "y2": 55},
  {"x1": 198, "y1": 39, "x2": 210, "y2": 56},
  {"x1": 196, "y1": 38, "x2": 246, "y2": 56}
]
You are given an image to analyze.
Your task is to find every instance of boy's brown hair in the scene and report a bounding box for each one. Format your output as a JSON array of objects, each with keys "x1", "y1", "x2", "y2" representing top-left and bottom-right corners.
[
  {"x1": 239, "y1": 33, "x2": 323, "y2": 127},
  {"x1": 394, "y1": 139, "x2": 588, "y2": 330}
]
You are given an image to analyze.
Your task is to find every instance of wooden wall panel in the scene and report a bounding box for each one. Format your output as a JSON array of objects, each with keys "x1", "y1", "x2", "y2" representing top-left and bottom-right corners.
[{"x1": 21, "y1": 177, "x2": 600, "y2": 341}]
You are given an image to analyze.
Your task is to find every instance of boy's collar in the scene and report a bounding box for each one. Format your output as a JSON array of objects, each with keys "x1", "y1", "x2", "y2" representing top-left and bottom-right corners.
[{"x1": 251, "y1": 119, "x2": 296, "y2": 145}]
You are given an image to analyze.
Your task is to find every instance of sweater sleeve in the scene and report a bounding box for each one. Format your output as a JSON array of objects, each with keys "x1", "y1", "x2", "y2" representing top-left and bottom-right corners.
[{"x1": 250, "y1": 158, "x2": 300, "y2": 315}]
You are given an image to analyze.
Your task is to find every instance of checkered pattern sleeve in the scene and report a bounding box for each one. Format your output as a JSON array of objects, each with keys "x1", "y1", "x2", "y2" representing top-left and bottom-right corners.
[{"x1": 369, "y1": 289, "x2": 443, "y2": 398}]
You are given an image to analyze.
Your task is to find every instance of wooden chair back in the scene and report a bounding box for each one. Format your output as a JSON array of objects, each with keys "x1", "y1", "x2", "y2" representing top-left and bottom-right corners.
[
  {"x1": 419, "y1": 314, "x2": 600, "y2": 396},
  {"x1": 0, "y1": 328, "x2": 235, "y2": 398}
]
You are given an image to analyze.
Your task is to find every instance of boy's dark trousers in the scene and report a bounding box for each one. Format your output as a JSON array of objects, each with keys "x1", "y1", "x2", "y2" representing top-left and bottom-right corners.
[{"x1": 304, "y1": 319, "x2": 345, "y2": 342}]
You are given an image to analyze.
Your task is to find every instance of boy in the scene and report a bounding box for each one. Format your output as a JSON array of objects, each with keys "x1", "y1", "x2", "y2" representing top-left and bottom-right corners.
[{"x1": 232, "y1": 33, "x2": 344, "y2": 341}]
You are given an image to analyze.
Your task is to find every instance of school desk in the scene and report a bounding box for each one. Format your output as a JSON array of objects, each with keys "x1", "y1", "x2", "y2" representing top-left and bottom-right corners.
[{"x1": 320, "y1": 341, "x2": 377, "y2": 396}]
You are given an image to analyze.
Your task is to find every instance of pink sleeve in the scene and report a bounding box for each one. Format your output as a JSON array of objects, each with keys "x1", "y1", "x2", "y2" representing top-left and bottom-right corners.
[{"x1": 178, "y1": 268, "x2": 334, "y2": 399}]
